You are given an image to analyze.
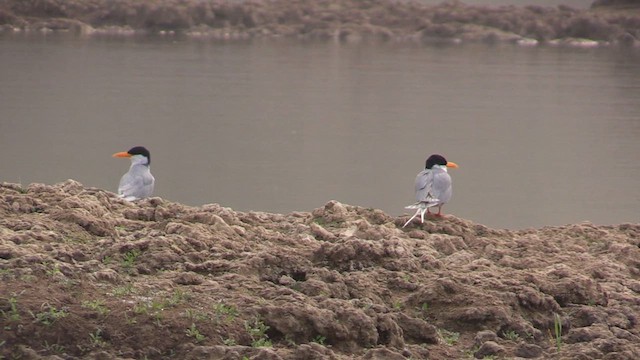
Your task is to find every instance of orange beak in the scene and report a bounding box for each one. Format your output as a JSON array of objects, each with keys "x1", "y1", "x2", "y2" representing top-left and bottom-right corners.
[
  {"x1": 446, "y1": 161, "x2": 459, "y2": 168},
  {"x1": 112, "y1": 151, "x2": 132, "y2": 158}
]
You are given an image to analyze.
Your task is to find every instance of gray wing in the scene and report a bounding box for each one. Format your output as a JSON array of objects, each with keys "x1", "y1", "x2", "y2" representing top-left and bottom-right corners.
[
  {"x1": 118, "y1": 169, "x2": 154, "y2": 199},
  {"x1": 118, "y1": 172, "x2": 143, "y2": 198},
  {"x1": 430, "y1": 168, "x2": 452, "y2": 204},
  {"x1": 414, "y1": 169, "x2": 435, "y2": 202}
]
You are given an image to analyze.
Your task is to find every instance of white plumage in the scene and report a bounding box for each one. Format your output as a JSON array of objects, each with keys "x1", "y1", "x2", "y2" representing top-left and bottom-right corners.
[
  {"x1": 402, "y1": 154, "x2": 458, "y2": 228},
  {"x1": 113, "y1": 146, "x2": 154, "y2": 201}
]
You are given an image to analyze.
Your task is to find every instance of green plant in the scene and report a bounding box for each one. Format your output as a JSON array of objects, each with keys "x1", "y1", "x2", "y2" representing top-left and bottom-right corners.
[
  {"x1": 1, "y1": 295, "x2": 20, "y2": 322},
  {"x1": 311, "y1": 335, "x2": 326, "y2": 345},
  {"x1": 184, "y1": 309, "x2": 209, "y2": 322},
  {"x1": 149, "y1": 299, "x2": 166, "y2": 313},
  {"x1": 392, "y1": 301, "x2": 403, "y2": 310},
  {"x1": 122, "y1": 249, "x2": 141, "y2": 269},
  {"x1": 167, "y1": 289, "x2": 190, "y2": 306},
  {"x1": 124, "y1": 311, "x2": 137, "y2": 325},
  {"x1": 185, "y1": 323, "x2": 206, "y2": 343},
  {"x1": 502, "y1": 330, "x2": 520, "y2": 341},
  {"x1": 82, "y1": 300, "x2": 109, "y2": 316},
  {"x1": 112, "y1": 284, "x2": 135, "y2": 297},
  {"x1": 438, "y1": 328, "x2": 460, "y2": 346},
  {"x1": 42, "y1": 340, "x2": 65, "y2": 354},
  {"x1": 420, "y1": 302, "x2": 429, "y2": 312},
  {"x1": 31, "y1": 304, "x2": 68, "y2": 326},
  {"x1": 245, "y1": 317, "x2": 272, "y2": 348},
  {"x1": 553, "y1": 313, "x2": 563, "y2": 351},
  {"x1": 463, "y1": 345, "x2": 480, "y2": 358},
  {"x1": 223, "y1": 338, "x2": 237, "y2": 346},
  {"x1": 133, "y1": 302, "x2": 148, "y2": 315},
  {"x1": 0, "y1": 268, "x2": 13, "y2": 277},
  {"x1": 46, "y1": 263, "x2": 63, "y2": 277},
  {"x1": 89, "y1": 329, "x2": 106, "y2": 348},
  {"x1": 213, "y1": 302, "x2": 238, "y2": 322}
]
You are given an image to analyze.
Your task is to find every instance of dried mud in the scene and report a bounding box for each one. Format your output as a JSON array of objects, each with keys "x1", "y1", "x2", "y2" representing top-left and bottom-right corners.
[
  {"x1": 1, "y1": 180, "x2": 639, "y2": 359},
  {"x1": 0, "y1": 0, "x2": 640, "y2": 47}
]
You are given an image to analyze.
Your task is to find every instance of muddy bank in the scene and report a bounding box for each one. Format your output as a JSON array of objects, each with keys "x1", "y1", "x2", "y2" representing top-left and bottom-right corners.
[
  {"x1": 1, "y1": 180, "x2": 639, "y2": 359},
  {"x1": 0, "y1": 0, "x2": 640, "y2": 47}
]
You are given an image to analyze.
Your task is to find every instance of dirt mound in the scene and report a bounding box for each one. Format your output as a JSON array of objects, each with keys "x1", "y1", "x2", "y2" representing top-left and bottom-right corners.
[
  {"x1": 1, "y1": 0, "x2": 640, "y2": 46},
  {"x1": 1, "y1": 180, "x2": 639, "y2": 359}
]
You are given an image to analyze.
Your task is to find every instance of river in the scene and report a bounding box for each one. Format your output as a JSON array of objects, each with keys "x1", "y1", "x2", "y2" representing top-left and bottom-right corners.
[{"x1": 1, "y1": 33, "x2": 638, "y2": 229}]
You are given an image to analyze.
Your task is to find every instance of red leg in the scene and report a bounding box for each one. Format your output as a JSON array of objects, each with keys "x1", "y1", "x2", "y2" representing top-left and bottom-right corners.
[{"x1": 434, "y1": 205, "x2": 444, "y2": 217}]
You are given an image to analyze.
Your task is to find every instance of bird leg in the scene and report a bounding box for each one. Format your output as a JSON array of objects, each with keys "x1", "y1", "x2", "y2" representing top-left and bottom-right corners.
[{"x1": 433, "y1": 205, "x2": 444, "y2": 217}]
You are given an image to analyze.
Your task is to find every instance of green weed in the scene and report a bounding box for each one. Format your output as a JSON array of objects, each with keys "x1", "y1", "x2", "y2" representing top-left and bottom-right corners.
[
  {"x1": 42, "y1": 340, "x2": 65, "y2": 354},
  {"x1": 184, "y1": 309, "x2": 209, "y2": 322},
  {"x1": 438, "y1": 328, "x2": 460, "y2": 346},
  {"x1": 82, "y1": 300, "x2": 109, "y2": 316},
  {"x1": 311, "y1": 335, "x2": 326, "y2": 345},
  {"x1": 111, "y1": 284, "x2": 135, "y2": 297},
  {"x1": 245, "y1": 317, "x2": 272, "y2": 348},
  {"x1": 223, "y1": 338, "x2": 237, "y2": 346},
  {"x1": 553, "y1": 313, "x2": 563, "y2": 351},
  {"x1": 185, "y1": 323, "x2": 206, "y2": 343},
  {"x1": 31, "y1": 304, "x2": 68, "y2": 326},
  {"x1": 502, "y1": 330, "x2": 520, "y2": 341},
  {"x1": 89, "y1": 329, "x2": 106, "y2": 348},
  {"x1": 1, "y1": 295, "x2": 21, "y2": 322},
  {"x1": 45, "y1": 263, "x2": 63, "y2": 277},
  {"x1": 213, "y1": 302, "x2": 238, "y2": 322},
  {"x1": 167, "y1": 289, "x2": 190, "y2": 306},
  {"x1": 122, "y1": 249, "x2": 141, "y2": 269}
]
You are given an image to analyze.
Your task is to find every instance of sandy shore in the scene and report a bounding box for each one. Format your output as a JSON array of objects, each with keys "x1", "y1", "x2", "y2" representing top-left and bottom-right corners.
[
  {"x1": 1, "y1": 180, "x2": 639, "y2": 359},
  {"x1": 1, "y1": 0, "x2": 639, "y2": 47}
]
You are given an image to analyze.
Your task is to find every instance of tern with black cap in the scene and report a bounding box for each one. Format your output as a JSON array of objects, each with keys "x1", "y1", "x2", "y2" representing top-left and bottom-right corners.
[
  {"x1": 112, "y1": 146, "x2": 155, "y2": 201},
  {"x1": 402, "y1": 154, "x2": 458, "y2": 228}
]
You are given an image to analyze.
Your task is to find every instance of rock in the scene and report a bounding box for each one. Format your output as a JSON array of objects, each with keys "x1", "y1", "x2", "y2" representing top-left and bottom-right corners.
[
  {"x1": 515, "y1": 343, "x2": 543, "y2": 358},
  {"x1": 292, "y1": 343, "x2": 338, "y2": 360},
  {"x1": 474, "y1": 330, "x2": 499, "y2": 347},
  {"x1": 1, "y1": 180, "x2": 639, "y2": 359},
  {"x1": 474, "y1": 341, "x2": 505, "y2": 358},
  {"x1": 362, "y1": 348, "x2": 406, "y2": 360},
  {"x1": 174, "y1": 272, "x2": 203, "y2": 285},
  {"x1": 567, "y1": 324, "x2": 614, "y2": 343}
]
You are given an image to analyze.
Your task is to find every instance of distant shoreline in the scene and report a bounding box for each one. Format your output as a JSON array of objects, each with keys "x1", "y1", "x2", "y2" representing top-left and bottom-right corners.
[{"x1": 1, "y1": 0, "x2": 639, "y2": 47}]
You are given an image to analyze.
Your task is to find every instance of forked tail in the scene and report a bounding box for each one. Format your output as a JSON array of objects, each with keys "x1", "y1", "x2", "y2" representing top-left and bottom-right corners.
[{"x1": 402, "y1": 200, "x2": 439, "y2": 228}]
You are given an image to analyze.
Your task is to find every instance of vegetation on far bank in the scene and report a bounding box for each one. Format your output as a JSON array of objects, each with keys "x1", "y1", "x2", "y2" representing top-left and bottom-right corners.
[{"x1": 0, "y1": 0, "x2": 639, "y2": 45}]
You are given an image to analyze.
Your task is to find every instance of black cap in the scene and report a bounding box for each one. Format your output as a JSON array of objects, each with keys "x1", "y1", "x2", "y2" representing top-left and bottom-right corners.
[
  {"x1": 128, "y1": 146, "x2": 150, "y2": 164},
  {"x1": 425, "y1": 154, "x2": 447, "y2": 169}
]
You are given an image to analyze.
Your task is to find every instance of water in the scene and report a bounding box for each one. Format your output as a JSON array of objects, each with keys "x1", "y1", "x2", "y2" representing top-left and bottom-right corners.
[{"x1": 1, "y1": 34, "x2": 639, "y2": 229}]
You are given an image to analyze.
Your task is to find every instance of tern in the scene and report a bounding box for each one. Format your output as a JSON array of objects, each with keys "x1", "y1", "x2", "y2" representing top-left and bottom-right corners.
[
  {"x1": 402, "y1": 154, "x2": 458, "y2": 228},
  {"x1": 112, "y1": 146, "x2": 155, "y2": 201}
]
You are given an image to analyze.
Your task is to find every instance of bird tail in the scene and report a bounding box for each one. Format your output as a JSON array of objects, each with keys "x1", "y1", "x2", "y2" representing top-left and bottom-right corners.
[
  {"x1": 402, "y1": 199, "x2": 440, "y2": 228},
  {"x1": 404, "y1": 198, "x2": 439, "y2": 210}
]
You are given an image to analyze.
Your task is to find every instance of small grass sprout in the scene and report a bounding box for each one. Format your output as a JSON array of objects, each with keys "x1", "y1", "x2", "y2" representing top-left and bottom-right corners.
[
  {"x1": 1, "y1": 295, "x2": 21, "y2": 322},
  {"x1": 122, "y1": 249, "x2": 141, "y2": 269},
  {"x1": 438, "y1": 328, "x2": 460, "y2": 346},
  {"x1": 186, "y1": 323, "x2": 206, "y2": 343},
  {"x1": 553, "y1": 313, "x2": 563, "y2": 351},
  {"x1": 245, "y1": 317, "x2": 272, "y2": 348},
  {"x1": 32, "y1": 304, "x2": 68, "y2": 326},
  {"x1": 89, "y1": 329, "x2": 106, "y2": 348},
  {"x1": 82, "y1": 299, "x2": 109, "y2": 316},
  {"x1": 312, "y1": 335, "x2": 326, "y2": 345},
  {"x1": 502, "y1": 329, "x2": 520, "y2": 341}
]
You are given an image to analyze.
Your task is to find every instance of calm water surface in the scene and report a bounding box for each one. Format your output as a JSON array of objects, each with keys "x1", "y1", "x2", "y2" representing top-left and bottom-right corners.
[{"x1": 1, "y1": 34, "x2": 639, "y2": 229}]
